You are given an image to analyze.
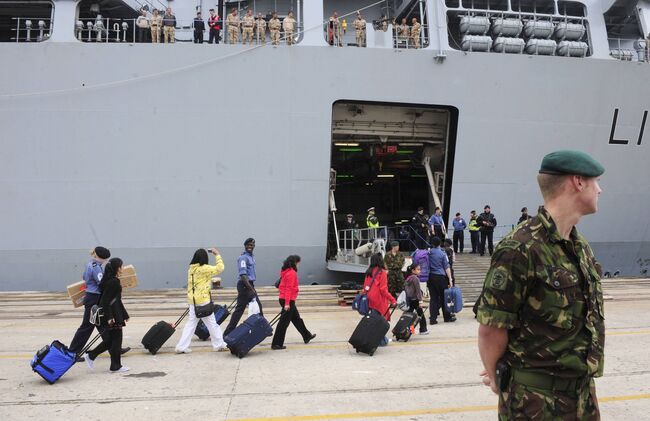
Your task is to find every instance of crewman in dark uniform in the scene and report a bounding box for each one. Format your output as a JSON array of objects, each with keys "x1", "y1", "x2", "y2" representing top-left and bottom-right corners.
[
  {"x1": 410, "y1": 206, "x2": 430, "y2": 249},
  {"x1": 223, "y1": 238, "x2": 263, "y2": 337},
  {"x1": 477, "y1": 205, "x2": 497, "y2": 256},
  {"x1": 476, "y1": 150, "x2": 605, "y2": 420}
]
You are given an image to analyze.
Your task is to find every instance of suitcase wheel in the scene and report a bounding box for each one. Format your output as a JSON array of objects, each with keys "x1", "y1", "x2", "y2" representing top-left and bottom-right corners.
[
  {"x1": 356, "y1": 350, "x2": 359, "y2": 353},
  {"x1": 368, "y1": 349, "x2": 375, "y2": 356},
  {"x1": 238, "y1": 352, "x2": 245, "y2": 359}
]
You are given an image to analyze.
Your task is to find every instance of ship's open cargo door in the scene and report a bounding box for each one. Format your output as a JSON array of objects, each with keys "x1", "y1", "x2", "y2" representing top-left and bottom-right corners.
[{"x1": 327, "y1": 101, "x2": 458, "y2": 268}]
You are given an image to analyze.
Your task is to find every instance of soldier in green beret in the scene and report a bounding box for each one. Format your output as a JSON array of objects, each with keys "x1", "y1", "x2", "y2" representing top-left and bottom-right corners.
[
  {"x1": 384, "y1": 240, "x2": 405, "y2": 298},
  {"x1": 476, "y1": 150, "x2": 605, "y2": 420}
]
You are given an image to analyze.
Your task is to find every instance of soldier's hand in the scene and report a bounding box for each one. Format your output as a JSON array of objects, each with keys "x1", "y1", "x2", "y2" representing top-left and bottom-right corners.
[{"x1": 479, "y1": 370, "x2": 498, "y2": 394}]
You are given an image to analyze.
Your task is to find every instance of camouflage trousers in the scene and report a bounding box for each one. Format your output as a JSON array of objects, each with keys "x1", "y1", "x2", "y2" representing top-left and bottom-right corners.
[
  {"x1": 387, "y1": 270, "x2": 404, "y2": 299},
  {"x1": 242, "y1": 27, "x2": 253, "y2": 44},
  {"x1": 355, "y1": 30, "x2": 365, "y2": 47},
  {"x1": 228, "y1": 26, "x2": 239, "y2": 44},
  {"x1": 270, "y1": 29, "x2": 280, "y2": 45},
  {"x1": 285, "y1": 30, "x2": 294, "y2": 45},
  {"x1": 498, "y1": 378, "x2": 600, "y2": 420}
]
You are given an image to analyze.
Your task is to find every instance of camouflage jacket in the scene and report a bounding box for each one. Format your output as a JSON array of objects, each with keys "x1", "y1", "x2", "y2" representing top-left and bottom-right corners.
[
  {"x1": 384, "y1": 252, "x2": 405, "y2": 272},
  {"x1": 476, "y1": 206, "x2": 605, "y2": 378}
]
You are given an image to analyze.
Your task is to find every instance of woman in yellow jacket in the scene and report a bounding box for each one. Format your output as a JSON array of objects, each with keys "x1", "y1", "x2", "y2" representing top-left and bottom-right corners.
[{"x1": 175, "y1": 248, "x2": 227, "y2": 353}]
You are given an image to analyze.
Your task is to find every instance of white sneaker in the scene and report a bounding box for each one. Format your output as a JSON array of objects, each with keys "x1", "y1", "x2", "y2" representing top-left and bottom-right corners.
[
  {"x1": 175, "y1": 348, "x2": 192, "y2": 354},
  {"x1": 83, "y1": 353, "x2": 94, "y2": 370},
  {"x1": 111, "y1": 366, "x2": 130, "y2": 373},
  {"x1": 419, "y1": 331, "x2": 430, "y2": 335},
  {"x1": 214, "y1": 345, "x2": 228, "y2": 352}
]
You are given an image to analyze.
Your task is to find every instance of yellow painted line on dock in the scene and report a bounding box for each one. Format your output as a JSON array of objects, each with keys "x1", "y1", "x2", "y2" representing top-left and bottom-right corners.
[
  {"x1": 2, "y1": 328, "x2": 650, "y2": 360},
  {"x1": 228, "y1": 394, "x2": 650, "y2": 421}
]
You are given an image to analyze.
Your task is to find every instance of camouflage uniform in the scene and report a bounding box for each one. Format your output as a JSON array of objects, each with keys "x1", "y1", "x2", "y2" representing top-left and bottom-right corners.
[
  {"x1": 411, "y1": 22, "x2": 421, "y2": 48},
  {"x1": 269, "y1": 17, "x2": 281, "y2": 45},
  {"x1": 226, "y1": 13, "x2": 240, "y2": 44},
  {"x1": 242, "y1": 14, "x2": 254, "y2": 45},
  {"x1": 396, "y1": 23, "x2": 409, "y2": 46},
  {"x1": 476, "y1": 206, "x2": 605, "y2": 420},
  {"x1": 255, "y1": 17, "x2": 266, "y2": 44},
  {"x1": 384, "y1": 252, "x2": 405, "y2": 298},
  {"x1": 283, "y1": 15, "x2": 296, "y2": 45},
  {"x1": 354, "y1": 17, "x2": 366, "y2": 47}
]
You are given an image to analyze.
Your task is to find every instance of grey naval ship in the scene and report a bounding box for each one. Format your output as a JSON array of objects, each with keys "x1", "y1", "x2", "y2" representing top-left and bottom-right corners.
[{"x1": 1, "y1": 0, "x2": 649, "y2": 291}]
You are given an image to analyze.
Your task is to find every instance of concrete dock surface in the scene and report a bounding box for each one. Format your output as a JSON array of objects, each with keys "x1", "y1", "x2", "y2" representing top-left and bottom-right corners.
[{"x1": 1, "y1": 284, "x2": 650, "y2": 421}]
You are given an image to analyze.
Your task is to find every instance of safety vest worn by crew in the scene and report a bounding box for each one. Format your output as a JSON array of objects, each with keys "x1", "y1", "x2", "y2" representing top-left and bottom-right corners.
[
  {"x1": 367, "y1": 214, "x2": 379, "y2": 228},
  {"x1": 469, "y1": 218, "x2": 480, "y2": 232}
]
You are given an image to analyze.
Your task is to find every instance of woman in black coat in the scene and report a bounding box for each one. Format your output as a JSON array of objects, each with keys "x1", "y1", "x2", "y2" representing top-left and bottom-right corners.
[{"x1": 84, "y1": 257, "x2": 130, "y2": 372}]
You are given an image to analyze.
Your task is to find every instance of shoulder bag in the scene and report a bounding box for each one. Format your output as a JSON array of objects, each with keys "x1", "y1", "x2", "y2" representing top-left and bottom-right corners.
[
  {"x1": 192, "y1": 272, "x2": 215, "y2": 318},
  {"x1": 352, "y1": 269, "x2": 380, "y2": 316}
]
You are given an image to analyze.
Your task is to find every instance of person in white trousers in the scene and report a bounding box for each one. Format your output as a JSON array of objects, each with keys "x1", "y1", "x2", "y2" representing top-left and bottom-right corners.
[{"x1": 175, "y1": 248, "x2": 227, "y2": 353}]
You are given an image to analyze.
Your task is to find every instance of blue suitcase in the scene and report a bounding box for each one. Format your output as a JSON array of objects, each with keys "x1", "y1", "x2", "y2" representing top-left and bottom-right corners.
[
  {"x1": 195, "y1": 299, "x2": 236, "y2": 341},
  {"x1": 445, "y1": 287, "x2": 464, "y2": 313},
  {"x1": 224, "y1": 313, "x2": 280, "y2": 358},
  {"x1": 31, "y1": 334, "x2": 101, "y2": 384},
  {"x1": 31, "y1": 340, "x2": 76, "y2": 384}
]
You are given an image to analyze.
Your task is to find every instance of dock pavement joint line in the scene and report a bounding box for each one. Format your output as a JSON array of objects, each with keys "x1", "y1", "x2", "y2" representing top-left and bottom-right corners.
[
  {"x1": 227, "y1": 394, "x2": 650, "y2": 421},
  {"x1": 2, "y1": 329, "x2": 650, "y2": 360}
]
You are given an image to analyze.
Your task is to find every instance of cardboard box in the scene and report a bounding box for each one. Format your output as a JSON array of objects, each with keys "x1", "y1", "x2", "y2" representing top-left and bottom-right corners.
[
  {"x1": 67, "y1": 281, "x2": 86, "y2": 308},
  {"x1": 120, "y1": 265, "x2": 138, "y2": 289}
]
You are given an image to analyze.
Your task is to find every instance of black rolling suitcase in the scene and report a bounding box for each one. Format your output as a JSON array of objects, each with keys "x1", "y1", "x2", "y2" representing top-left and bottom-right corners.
[
  {"x1": 142, "y1": 309, "x2": 189, "y2": 355},
  {"x1": 348, "y1": 308, "x2": 393, "y2": 356},
  {"x1": 392, "y1": 311, "x2": 420, "y2": 342},
  {"x1": 194, "y1": 299, "x2": 237, "y2": 341}
]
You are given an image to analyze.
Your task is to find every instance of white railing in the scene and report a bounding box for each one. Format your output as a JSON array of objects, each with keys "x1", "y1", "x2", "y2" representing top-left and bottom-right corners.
[
  {"x1": 608, "y1": 37, "x2": 647, "y2": 62},
  {"x1": 12, "y1": 18, "x2": 52, "y2": 42},
  {"x1": 323, "y1": 22, "x2": 429, "y2": 48}
]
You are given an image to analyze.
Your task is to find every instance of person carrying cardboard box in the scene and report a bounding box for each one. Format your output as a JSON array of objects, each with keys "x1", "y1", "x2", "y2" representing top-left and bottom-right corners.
[{"x1": 68, "y1": 247, "x2": 130, "y2": 359}]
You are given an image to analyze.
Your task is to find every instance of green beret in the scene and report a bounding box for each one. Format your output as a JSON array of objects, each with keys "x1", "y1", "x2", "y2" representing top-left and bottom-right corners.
[{"x1": 539, "y1": 150, "x2": 604, "y2": 177}]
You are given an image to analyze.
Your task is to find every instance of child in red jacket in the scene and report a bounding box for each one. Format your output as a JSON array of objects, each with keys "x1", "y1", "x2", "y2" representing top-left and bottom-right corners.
[{"x1": 271, "y1": 255, "x2": 317, "y2": 349}]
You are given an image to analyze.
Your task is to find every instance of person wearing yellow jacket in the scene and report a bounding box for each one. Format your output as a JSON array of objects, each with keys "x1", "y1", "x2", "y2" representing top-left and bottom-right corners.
[
  {"x1": 175, "y1": 248, "x2": 227, "y2": 353},
  {"x1": 468, "y1": 210, "x2": 480, "y2": 254}
]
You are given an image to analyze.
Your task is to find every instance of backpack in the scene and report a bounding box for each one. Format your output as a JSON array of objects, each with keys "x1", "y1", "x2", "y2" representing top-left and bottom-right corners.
[{"x1": 413, "y1": 249, "x2": 430, "y2": 280}]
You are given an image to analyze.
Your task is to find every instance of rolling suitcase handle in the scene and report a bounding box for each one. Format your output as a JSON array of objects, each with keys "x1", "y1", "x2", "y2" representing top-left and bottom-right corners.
[
  {"x1": 173, "y1": 308, "x2": 190, "y2": 328},
  {"x1": 269, "y1": 311, "x2": 283, "y2": 327},
  {"x1": 226, "y1": 298, "x2": 237, "y2": 311},
  {"x1": 76, "y1": 332, "x2": 103, "y2": 358}
]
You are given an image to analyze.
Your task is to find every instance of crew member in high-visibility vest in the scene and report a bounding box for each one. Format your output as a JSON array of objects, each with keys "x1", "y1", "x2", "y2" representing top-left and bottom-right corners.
[
  {"x1": 468, "y1": 210, "x2": 480, "y2": 254},
  {"x1": 366, "y1": 206, "x2": 379, "y2": 239}
]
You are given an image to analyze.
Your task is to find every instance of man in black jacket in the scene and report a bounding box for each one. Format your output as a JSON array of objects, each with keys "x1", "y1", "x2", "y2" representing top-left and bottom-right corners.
[
  {"x1": 477, "y1": 205, "x2": 497, "y2": 256},
  {"x1": 193, "y1": 12, "x2": 205, "y2": 43},
  {"x1": 410, "y1": 206, "x2": 430, "y2": 249}
]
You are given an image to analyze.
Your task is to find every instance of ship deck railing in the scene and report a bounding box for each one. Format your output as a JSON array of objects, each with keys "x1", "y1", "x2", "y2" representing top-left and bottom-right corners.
[
  {"x1": 608, "y1": 37, "x2": 648, "y2": 63},
  {"x1": 11, "y1": 17, "x2": 52, "y2": 43}
]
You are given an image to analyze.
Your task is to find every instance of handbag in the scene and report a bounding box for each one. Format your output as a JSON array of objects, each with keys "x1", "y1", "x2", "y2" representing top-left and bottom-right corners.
[
  {"x1": 89, "y1": 297, "x2": 116, "y2": 326},
  {"x1": 192, "y1": 273, "x2": 215, "y2": 318},
  {"x1": 352, "y1": 269, "x2": 380, "y2": 316}
]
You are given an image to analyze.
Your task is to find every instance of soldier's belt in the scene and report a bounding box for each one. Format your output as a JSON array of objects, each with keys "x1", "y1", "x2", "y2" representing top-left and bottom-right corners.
[{"x1": 512, "y1": 369, "x2": 588, "y2": 392}]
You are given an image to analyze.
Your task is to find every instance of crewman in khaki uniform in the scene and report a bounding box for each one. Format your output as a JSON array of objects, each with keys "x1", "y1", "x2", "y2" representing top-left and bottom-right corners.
[
  {"x1": 242, "y1": 9, "x2": 254, "y2": 45},
  {"x1": 353, "y1": 12, "x2": 366, "y2": 47},
  {"x1": 411, "y1": 17, "x2": 421, "y2": 49},
  {"x1": 268, "y1": 11, "x2": 281, "y2": 46},
  {"x1": 150, "y1": 9, "x2": 162, "y2": 43},
  {"x1": 396, "y1": 18, "x2": 409, "y2": 47},
  {"x1": 255, "y1": 13, "x2": 267, "y2": 44},
  {"x1": 226, "y1": 8, "x2": 240, "y2": 44},
  {"x1": 283, "y1": 10, "x2": 296, "y2": 45}
]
